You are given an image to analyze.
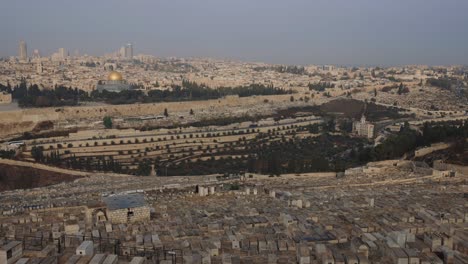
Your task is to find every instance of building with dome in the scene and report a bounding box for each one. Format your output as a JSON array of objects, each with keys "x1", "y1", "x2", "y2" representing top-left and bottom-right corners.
[{"x1": 96, "y1": 71, "x2": 131, "y2": 92}]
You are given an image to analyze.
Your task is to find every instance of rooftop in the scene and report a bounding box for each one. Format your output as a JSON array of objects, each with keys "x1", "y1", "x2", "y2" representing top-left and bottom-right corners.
[{"x1": 102, "y1": 193, "x2": 146, "y2": 210}]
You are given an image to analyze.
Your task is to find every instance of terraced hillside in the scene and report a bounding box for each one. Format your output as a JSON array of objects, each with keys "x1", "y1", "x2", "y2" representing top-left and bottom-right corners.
[{"x1": 23, "y1": 116, "x2": 327, "y2": 175}]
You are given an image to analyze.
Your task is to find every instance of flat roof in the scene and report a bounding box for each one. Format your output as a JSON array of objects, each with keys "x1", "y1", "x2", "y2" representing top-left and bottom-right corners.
[
  {"x1": 103, "y1": 193, "x2": 146, "y2": 210},
  {"x1": 0, "y1": 241, "x2": 22, "y2": 251}
]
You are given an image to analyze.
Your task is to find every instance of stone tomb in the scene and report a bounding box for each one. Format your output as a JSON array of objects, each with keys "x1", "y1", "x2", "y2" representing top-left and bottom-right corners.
[{"x1": 103, "y1": 193, "x2": 150, "y2": 224}]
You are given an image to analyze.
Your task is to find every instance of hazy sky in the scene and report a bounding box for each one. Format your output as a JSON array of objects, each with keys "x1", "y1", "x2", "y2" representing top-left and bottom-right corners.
[{"x1": 2, "y1": 0, "x2": 467, "y2": 66}]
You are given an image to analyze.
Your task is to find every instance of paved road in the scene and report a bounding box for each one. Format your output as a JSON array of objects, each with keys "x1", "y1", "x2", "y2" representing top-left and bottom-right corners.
[{"x1": 0, "y1": 101, "x2": 20, "y2": 112}]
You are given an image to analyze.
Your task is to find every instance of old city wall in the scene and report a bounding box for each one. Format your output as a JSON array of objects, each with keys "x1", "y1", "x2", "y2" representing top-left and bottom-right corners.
[
  {"x1": 0, "y1": 94, "x2": 294, "y2": 138},
  {"x1": 433, "y1": 160, "x2": 468, "y2": 175},
  {"x1": 414, "y1": 143, "x2": 451, "y2": 158}
]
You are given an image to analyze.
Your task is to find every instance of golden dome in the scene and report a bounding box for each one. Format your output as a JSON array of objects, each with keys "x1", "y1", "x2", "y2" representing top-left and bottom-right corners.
[{"x1": 108, "y1": 71, "x2": 123, "y2": 81}]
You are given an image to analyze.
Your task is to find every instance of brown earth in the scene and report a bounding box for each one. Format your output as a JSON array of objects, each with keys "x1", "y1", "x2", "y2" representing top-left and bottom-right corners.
[
  {"x1": 32, "y1": 120, "x2": 54, "y2": 132},
  {"x1": 0, "y1": 163, "x2": 83, "y2": 191}
]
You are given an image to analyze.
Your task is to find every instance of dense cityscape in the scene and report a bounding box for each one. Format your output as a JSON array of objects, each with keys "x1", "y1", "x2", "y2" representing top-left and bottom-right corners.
[{"x1": 1, "y1": 1, "x2": 468, "y2": 263}]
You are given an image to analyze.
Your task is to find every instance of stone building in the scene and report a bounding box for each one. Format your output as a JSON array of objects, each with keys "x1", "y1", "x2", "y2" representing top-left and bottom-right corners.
[
  {"x1": 0, "y1": 241, "x2": 23, "y2": 264},
  {"x1": 0, "y1": 91, "x2": 12, "y2": 104},
  {"x1": 103, "y1": 193, "x2": 150, "y2": 224},
  {"x1": 96, "y1": 71, "x2": 131, "y2": 92},
  {"x1": 76, "y1": 241, "x2": 94, "y2": 256},
  {"x1": 352, "y1": 115, "x2": 374, "y2": 139}
]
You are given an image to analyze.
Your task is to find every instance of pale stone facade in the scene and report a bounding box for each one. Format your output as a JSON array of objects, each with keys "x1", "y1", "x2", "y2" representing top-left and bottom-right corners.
[
  {"x1": 103, "y1": 193, "x2": 151, "y2": 224},
  {"x1": 353, "y1": 115, "x2": 374, "y2": 139},
  {"x1": 0, "y1": 91, "x2": 12, "y2": 104},
  {"x1": 0, "y1": 241, "x2": 23, "y2": 264},
  {"x1": 106, "y1": 206, "x2": 150, "y2": 224}
]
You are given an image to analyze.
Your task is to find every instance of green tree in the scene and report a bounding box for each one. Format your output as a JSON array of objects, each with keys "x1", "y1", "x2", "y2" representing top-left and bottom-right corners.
[
  {"x1": 136, "y1": 160, "x2": 152, "y2": 176},
  {"x1": 326, "y1": 118, "x2": 336, "y2": 132},
  {"x1": 103, "y1": 116, "x2": 113, "y2": 129},
  {"x1": 397, "y1": 83, "x2": 404, "y2": 95},
  {"x1": 31, "y1": 146, "x2": 44, "y2": 162},
  {"x1": 0, "y1": 150, "x2": 16, "y2": 159},
  {"x1": 308, "y1": 124, "x2": 321, "y2": 134}
]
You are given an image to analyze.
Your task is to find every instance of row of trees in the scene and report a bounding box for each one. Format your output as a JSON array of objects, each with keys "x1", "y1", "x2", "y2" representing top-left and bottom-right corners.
[
  {"x1": 308, "y1": 82, "x2": 335, "y2": 92},
  {"x1": 160, "y1": 120, "x2": 467, "y2": 176},
  {"x1": 26, "y1": 118, "x2": 466, "y2": 176},
  {"x1": 4, "y1": 80, "x2": 292, "y2": 108},
  {"x1": 7, "y1": 81, "x2": 88, "y2": 108},
  {"x1": 89, "y1": 81, "x2": 292, "y2": 105},
  {"x1": 426, "y1": 78, "x2": 455, "y2": 90},
  {"x1": 161, "y1": 130, "x2": 367, "y2": 176},
  {"x1": 31, "y1": 145, "x2": 124, "y2": 173},
  {"x1": 66, "y1": 156, "x2": 123, "y2": 173},
  {"x1": 357, "y1": 121, "x2": 468, "y2": 162},
  {"x1": 0, "y1": 150, "x2": 15, "y2": 159}
]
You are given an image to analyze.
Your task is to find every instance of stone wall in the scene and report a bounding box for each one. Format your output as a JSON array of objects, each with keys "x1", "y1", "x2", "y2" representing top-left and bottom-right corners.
[
  {"x1": 0, "y1": 94, "x2": 319, "y2": 138},
  {"x1": 106, "y1": 206, "x2": 150, "y2": 224},
  {"x1": 414, "y1": 143, "x2": 451, "y2": 158},
  {"x1": 433, "y1": 160, "x2": 468, "y2": 176},
  {"x1": 0, "y1": 241, "x2": 23, "y2": 264}
]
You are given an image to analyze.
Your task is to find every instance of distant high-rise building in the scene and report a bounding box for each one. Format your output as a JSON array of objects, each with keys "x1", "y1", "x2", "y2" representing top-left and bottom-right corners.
[
  {"x1": 58, "y1": 48, "x2": 68, "y2": 59},
  {"x1": 18, "y1": 40, "x2": 27, "y2": 62},
  {"x1": 119, "y1": 46, "x2": 125, "y2": 58},
  {"x1": 125, "y1": 43, "x2": 133, "y2": 59}
]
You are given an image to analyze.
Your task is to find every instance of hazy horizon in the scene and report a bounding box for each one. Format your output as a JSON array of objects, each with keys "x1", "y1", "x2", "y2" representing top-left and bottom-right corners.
[{"x1": 2, "y1": 0, "x2": 468, "y2": 66}]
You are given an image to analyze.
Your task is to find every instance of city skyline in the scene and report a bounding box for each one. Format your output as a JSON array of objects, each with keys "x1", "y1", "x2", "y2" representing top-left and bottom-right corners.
[
  {"x1": 1, "y1": 2, "x2": 467, "y2": 263},
  {"x1": 2, "y1": 0, "x2": 468, "y2": 66},
  {"x1": 10, "y1": 38, "x2": 468, "y2": 67}
]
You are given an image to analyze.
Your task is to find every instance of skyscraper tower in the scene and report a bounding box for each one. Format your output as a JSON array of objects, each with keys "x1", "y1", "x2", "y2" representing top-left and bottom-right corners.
[
  {"x1": 119, "y1": 46, "x2": 125, "y2": 58},
  {"x1": 18, "y1": 40, "x2": 27, "y2": 62},
  {"x1": 125, "y1": 43, "x2": 133, "y2": 59},
  {"x1": 58, "y1": 48, "x2": 67, "y2": 60}
]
